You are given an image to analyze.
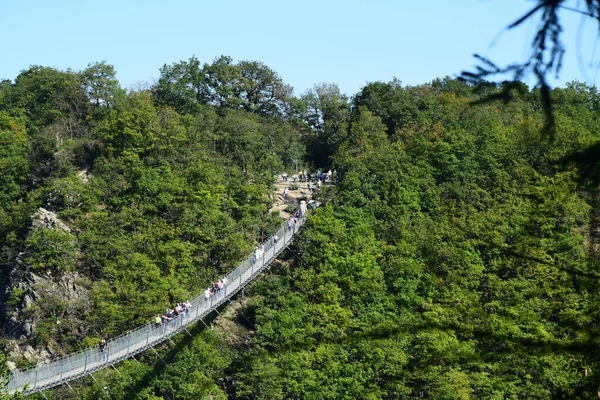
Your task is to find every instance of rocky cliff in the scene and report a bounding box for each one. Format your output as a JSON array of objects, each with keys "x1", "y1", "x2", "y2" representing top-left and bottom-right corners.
[{"x1": 2, "y1": 208, "x2": 91, "y2": 370}]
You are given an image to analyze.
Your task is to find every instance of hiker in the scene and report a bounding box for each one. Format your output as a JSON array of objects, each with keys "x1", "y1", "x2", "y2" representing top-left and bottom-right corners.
[
  {"x1": 254, "y1": 246, "x2": 261, "y2": 261},
  {"x1": 161, "y1": 313, "x2": 171, "y2": 332},
  {"x1": 204, "y1": 288, "x2": 211, "y2": 302},
  {"x1": 154, "y1": 314, "x2": 162, "y2": 327},
  {"x1": 273, "y1": 234, "x2": 279, "y2": 244},
  {"x1": 221, "y1": 277, "x2": 228, "y2": 288},
  {"x1": 283, "y1": 187, "x2": 288, "y2": 200},
  {"x1": 166, "y1": 309, "x2": 175, "y2": 327},
  {"x1": 99, "y1": 338, "x2": 108, "y2": 361},
  {"x1": 99, "y1": 338, "x2": 107, "y2": 352},
  {"x1": 216, "y1": 279, "x2": 223, "y2": 291}
]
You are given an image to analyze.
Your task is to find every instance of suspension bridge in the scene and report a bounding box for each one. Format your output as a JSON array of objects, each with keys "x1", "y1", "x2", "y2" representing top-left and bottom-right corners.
[{"x1": 5, "y1": 208, "x2": 308, "y2": 396}]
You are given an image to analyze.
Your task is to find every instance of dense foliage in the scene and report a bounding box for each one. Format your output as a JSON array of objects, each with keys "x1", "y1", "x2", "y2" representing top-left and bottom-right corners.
[
  {"x1": 215, "y1": 79, "x2": 600, "y2": 399},
  {"x1": 0, "y1": 59, "x2": 304, "y2": 355},
  {"x1": 2, "y1": 59, "x2": 600, "y2": 398}
]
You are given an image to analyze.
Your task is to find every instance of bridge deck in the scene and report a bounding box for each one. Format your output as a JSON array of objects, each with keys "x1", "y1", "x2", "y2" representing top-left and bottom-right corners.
[{"x1": 6, "y1": 212, "x2": 306, "y2": 395}]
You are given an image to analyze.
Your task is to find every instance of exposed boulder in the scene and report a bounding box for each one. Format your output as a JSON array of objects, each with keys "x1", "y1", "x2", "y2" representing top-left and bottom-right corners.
[
  {"x1": 77, "y1": 169, "x2": 90, "y2": 183},
  {"x1": 3, "y1": 269, "x2": 92, "y2": 368},
  {"x1": 31, "y1": 208, "x2": 71, "y2": 233}
]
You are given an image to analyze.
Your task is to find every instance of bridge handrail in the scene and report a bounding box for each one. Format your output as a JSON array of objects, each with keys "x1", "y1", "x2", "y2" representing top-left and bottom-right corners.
[{"x1": 5, "y1": 208, "x2": 307, "y2": 394}]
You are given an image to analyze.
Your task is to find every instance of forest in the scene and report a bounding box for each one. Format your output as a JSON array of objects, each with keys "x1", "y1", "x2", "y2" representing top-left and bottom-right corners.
[{"x1": 1, "y1": 56, "x2": 600, "y2": 399}]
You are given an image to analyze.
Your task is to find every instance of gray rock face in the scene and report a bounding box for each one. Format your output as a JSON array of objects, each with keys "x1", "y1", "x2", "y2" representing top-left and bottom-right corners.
[
  {"x1": 31, "y1": 208, "x2": 71, "y2": 233},
  {"x1": 3, "y1": 270, "x2": 91, "y2": 370},
  {"x1": 1, "y1": 209, "x2": 89, "y2": 369}
]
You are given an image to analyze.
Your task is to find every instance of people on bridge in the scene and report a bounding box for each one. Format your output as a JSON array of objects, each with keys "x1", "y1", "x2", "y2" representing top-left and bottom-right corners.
[
  {"x1": 99, "y1": 338, "x2": 108, "y2": 361},
  {"x1": 254, "y1": 246, "x2": 261, "y2": 262},
  {"x1": 166, "y1": 309, "x2": 175, "y2": 327},
  {"x1": 14, "y1": 218, "x2": 302, "y2": 392},
  {"x1": 175, "y1": 303, "x2": 183, "y2": 315}
]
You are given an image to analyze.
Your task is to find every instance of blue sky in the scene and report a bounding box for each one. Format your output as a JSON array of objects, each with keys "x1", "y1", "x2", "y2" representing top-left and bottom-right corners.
[{"x1": 1, "y1": 0, "x2": 597, "y2": 95}]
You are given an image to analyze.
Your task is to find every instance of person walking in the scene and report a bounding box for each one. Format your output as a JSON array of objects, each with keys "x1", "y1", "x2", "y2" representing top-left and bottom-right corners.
[{"x1": 99, "y1": 338, "x2": 108, "y2": 361}]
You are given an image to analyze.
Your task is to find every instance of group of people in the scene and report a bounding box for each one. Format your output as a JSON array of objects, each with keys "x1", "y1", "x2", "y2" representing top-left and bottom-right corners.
[
  {"x1": 282, "y1": 169, "x2": 333, "y2": 183},
  {"x1": 287, "y1": 215, "x2": 299, "y2": 231},
  {"x1": 204, "y1": 276, "x2": 229, "y2": 301},
  {"x1": 95, "y1": 196, "x2": 312, "y2": 358},
  {"x1": 252, "y1": 244, "x2": 266, "y2": 264},
  {"x1": 154, "y1": 301, "x2": 193, "y2": 328}
]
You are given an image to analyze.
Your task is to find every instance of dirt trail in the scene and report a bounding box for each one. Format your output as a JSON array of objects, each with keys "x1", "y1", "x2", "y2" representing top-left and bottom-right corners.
[{"x1": 270, "y1": 179, "x2": 312, "y2": 219}]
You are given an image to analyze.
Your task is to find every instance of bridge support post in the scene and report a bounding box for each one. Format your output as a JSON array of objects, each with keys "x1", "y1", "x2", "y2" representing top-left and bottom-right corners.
[
  {"x1": 84, "y1": 353, "x2": 88, "y2": 374},
  {"x1": 127, "y1": 334, "x2": 131, "y2": 356},
  {"x1": 146, "y1": 326, "x2": 150, "y2": 346},
  {"x1": 33, "y1": 369, "x2": 38, "y2": 392}
]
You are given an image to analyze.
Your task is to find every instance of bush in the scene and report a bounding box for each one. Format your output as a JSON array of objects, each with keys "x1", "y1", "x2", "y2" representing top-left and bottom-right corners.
[
  {"x1": 23, "y1": 229, "x2": 77, "y2": 272},
  {"x1": 5, "y1": 288, "x2": 27, "y2": 307}
]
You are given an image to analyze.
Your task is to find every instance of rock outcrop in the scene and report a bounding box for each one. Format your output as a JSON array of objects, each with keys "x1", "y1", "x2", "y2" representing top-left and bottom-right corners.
[
  {"x1": 1, "y1": 208, "x2": 91, "y2": 370},
  {"x1": 31, "y1": 208, "x2": 71, "y2": 233}
]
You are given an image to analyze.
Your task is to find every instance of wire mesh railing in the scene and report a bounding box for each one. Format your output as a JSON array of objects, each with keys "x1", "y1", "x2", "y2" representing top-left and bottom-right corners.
[{"x1": 5, "y1": 209, "x2": 307, "y2": 395}]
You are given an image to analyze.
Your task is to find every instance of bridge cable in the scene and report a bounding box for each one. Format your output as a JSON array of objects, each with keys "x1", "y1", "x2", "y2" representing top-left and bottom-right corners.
[
  {"x1": 110, "y1": 364, "x2": 143, "y2": 400},
  {"x1": 166, "y1": 337, "x2": 199, "y2": 373},
  {"x1": 132, "y1": 353, "x2": 173, "y2": 400},
  {"x1": 227, "y1": 297, "x2": 258, "y2": 332},
  {"x1": 89, "y1": 371, "x2": 113, "y2": 400},
  {"x1": 64, "y1": 380, "x2": 82, "y2": 400}
]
